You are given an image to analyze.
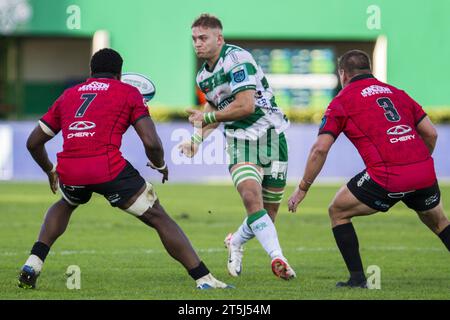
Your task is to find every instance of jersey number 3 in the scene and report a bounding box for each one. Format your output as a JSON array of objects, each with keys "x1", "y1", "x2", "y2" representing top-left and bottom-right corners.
[
  {"x1": 75, "y1": 93, "x2": 97, "y2": 118},
  {"x1": 376, "y1": 97, "x2": 400, "y2": 122}
]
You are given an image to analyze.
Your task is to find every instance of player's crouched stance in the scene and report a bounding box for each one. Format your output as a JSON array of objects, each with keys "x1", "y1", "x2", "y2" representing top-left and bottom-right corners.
[
  {"x1": 18, "y1": 173, "x2": 230, "y2": 290},
  {"x1": 288, "y1": 50, "x2": 450, "y2": 288},
  {"x1": 17, "y1": 48, "x2": 231, "y2": 291}
]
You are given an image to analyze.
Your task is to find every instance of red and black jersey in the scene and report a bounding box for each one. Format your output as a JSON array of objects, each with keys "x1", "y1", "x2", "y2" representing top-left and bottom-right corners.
[
  {"x1": 319, "y1": 74, "x2": 436, "y2": 192},
  {"x1": 40, "y1": 76, "x2": 149, "y2": 185}
]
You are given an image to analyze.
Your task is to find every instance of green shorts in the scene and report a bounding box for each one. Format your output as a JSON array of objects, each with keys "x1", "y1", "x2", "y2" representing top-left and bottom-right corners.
[{"x1": 226, "y1": 129, "x2": 288, "y2": 189}]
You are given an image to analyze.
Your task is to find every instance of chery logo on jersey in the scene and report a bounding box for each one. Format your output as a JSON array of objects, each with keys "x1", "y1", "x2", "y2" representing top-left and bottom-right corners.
[
  {"x1": 67, "y1": 132, "x2": 96, "y2": 139},
  {"x1": 387, "y1": 124, "x2": 415, "y2": 144},
  {"x1": 68, "y1": 121, "x2": 96, "y2": 139},
  {"x1": 69, "y1": 121, "x2": 96, "y2": 131},
  {"x1": 390, "y1": 134, "x2": 415, "y2": 144},
  {"x1": 386, "y1": 125, "x2": 412, "y2": 135}
]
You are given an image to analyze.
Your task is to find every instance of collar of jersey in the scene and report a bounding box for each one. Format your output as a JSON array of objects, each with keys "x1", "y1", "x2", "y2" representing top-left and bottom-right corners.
[
  {"x1": 90, "y1": 72, "x2": 117, "y2": 79},
  {"x1": 205, "y1": 44, "x2": 228, "y2": 72},
  {"x1": 349, "y1": 73, "x2": 375, "y2": 83}
]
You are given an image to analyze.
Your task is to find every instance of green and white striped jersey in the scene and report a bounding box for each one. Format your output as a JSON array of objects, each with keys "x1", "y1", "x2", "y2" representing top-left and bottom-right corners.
[{"x1": 196, "y1": 44, "x2": 289, "y2": 140}]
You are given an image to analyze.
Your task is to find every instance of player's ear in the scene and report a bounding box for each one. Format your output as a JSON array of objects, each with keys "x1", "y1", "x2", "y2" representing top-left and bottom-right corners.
[
  {"x1": 216, "y1": 30, "x2": 224, "y2": 44},
  {"x1": 338, "y1": 69, "x2": 346, "y2": 87}
]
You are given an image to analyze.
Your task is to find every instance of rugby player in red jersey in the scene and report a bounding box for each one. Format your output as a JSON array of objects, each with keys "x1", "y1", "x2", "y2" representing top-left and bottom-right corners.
[
  {"x1": 18, "y1": 48, "x2": 231, "y2": 290},
  {"x1": 288, "y1": 50, "x2": 450, "y2": 288}
]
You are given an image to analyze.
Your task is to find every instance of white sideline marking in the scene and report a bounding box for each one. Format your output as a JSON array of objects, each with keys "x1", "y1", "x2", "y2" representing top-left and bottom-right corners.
[{"x1": 3, "y1": 246, "x2": 443, "y2": 257}]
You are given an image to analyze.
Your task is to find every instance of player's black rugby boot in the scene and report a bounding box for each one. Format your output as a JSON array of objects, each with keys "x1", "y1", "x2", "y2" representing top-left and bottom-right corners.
[
  {"x1": 18, "y1": 265, "x2": 39, "y2": 289},
  {"x1": 336, "y1": 275, "x2": 368, "y2": 288}
]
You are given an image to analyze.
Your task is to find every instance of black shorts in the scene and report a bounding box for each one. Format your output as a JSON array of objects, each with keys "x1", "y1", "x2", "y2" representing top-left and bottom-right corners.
[
  {"x1": 59, "y1": 161, "x2": 145, "y2": 207},
  {"x1": 347, "y1": 170, "x2": 441, "y2": 212}
]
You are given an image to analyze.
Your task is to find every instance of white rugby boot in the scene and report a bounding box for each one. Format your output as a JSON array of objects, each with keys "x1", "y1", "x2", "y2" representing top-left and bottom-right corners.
[
  {"x1": 196, "y1": 273, "x2": 234, "y2": 289},
  {"x1": 224, "y1": 233, "x2": 244, "y2": 277}
]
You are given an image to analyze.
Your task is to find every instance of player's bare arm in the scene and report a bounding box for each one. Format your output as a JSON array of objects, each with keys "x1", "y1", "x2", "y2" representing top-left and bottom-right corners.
[
  {"x1": 288, "y1": 134, "x2": 335, "y2": 212},
  {"x1": 186, "y1": 90, "x2": 255, "y2": 127},
  {"x1": 26, "y1": 125, "x2": 58, "y2": 193},
  {"x1": 214, "y1": 90, "x2": 255, "y2": 122},
  {"x1": 134, "y1": 117, "x2": 168, "y2": 183},
  {"x1": 416, "y1": 116, "x2": 438, "y2": 154}
]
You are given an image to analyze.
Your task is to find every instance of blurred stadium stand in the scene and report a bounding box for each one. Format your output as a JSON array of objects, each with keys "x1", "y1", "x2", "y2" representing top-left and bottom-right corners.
[{"x1": 0, "y1": 0, "x2": 448, "y2": 181}]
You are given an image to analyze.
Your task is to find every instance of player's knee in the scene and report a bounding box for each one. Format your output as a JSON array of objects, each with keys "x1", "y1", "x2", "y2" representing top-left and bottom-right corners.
[
  {"x1": 328, "y1": 203, "x2": 336, "y2": 217},
  {"x1": 139, "y1": 208, "x2": 161, "y2": 228},
  {"x1": 328, "y1": 203, "x2": 342, "y2": 221},
  {"x1": 436, "y1": 219, "x2": 450, "y2": 234},
  {"x1": 241, "y1": 189, "x2": 255, "y2": 202},
  {"x1": 420, "y1": 211, "x2": 450, "y2": 234},
  {"x1": 139, "y1": 202, "x2": 173, "y2": 227},
  {"x1": 241, "y1": 189, "x2": 259, "y2": 207},
  {"x1": 417, "y1": 203, "x2": 449, "y2": 231},
  {"x1": 434, "y1": 214, "x2": 449, "y2": 232}
]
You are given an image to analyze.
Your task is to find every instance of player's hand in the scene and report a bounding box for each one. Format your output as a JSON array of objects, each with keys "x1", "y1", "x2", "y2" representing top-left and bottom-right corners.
[
  {"x1": 146, "y1": 162, "x2": 169, "y2": 184},
  {"x1": 47, "y1": 171, "x2": 58, "y2": 194},
  {"x1": 186, "y1": 109, "x2": 205, "y2": 128},
  {"x1": 158, "y1": 166, "x2": 169, "y2": 184},
  {"x1": 288, "y1": 186, "x2": 307, "y2": 213},
  {"x1": 178, "y1": 140, "x2": 199, "y2": 158}
]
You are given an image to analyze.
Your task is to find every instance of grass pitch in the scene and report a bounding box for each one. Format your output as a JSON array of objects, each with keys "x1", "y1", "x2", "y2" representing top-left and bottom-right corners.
[{"x1": 0, "y1": 182, "x2": 449, "y2": 300}]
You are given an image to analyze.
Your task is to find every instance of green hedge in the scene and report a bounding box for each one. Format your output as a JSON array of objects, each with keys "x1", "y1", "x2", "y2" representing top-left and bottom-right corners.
[
  {"x1": 148, "y1": 106, "x2": 450, "y2": 124},
  {"x1": 426, "y1": 108, "x2": 450, "y2": 124}
]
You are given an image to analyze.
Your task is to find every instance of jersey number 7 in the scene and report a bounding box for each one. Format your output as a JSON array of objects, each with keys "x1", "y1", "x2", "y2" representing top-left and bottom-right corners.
[{"x1": 75, "y1": 93, "x2": 97, "y2": 118}]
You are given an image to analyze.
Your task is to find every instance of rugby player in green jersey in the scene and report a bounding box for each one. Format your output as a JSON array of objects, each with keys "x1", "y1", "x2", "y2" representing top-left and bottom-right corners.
[{"x1": 179, "y1": 14, "x2": 296, "y2": 280}]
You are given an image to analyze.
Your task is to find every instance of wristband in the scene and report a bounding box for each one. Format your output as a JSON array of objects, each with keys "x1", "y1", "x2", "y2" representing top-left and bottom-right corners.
[
  {"x1": 148, "y1": 161, "x2": 167, "y2": 171},
  {"x1": 191, "y1": 132, "x2": 203, "y2": 145},
  {"x1": 203, "y1": 112, "x2": 217, "y2": 124}
]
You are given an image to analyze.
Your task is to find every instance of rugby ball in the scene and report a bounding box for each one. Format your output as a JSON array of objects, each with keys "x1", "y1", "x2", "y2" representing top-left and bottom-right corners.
[{"x1": 121, "y1": 72, "x2": 156, "y2": 102}]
